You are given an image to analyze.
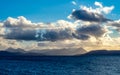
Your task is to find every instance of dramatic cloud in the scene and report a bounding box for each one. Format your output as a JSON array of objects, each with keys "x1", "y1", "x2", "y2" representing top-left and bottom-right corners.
[
  {"x1": 68, "y1": 1, "x2": 114, "y2": 22},
  {"x1": 77, "y1": 25, "x2": 106, "y2": 38},
  {"x1": 107, "y1": 20, "x2": 120, "y2": 31},
  {"x1": 72, "y1": 33, "x2": 90, "y2": 40},
  {"x1": 1, "y1": 16, "x2": 93, "y2": 41},
  {"x1": 0, "y1": 15, "x2": 107, "y2": 42},
  {"x1": 0, "y1": 1, "x2": 120, "y2": 51},
  {"x1": 36, "y1": 28, "x2": 74, "y2": 41},
  {"x1": 4, "y1": 28, "x2": 36, "y2": 41},
  {"x1": 71, "y1": 10, "x2": 111, "y2": 22}
]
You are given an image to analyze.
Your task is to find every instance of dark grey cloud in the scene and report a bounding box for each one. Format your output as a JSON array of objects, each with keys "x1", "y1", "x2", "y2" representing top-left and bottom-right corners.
[
  {"x1": 4, "y1": 25, "x2": 106, "y2": 41},
  {"x1": 2, "y1": 16, "x2": 106, "y2": 41},
  {"x1": 37, "y1": 29, "x2": 74, "y2": 41},
  {"x1": 76, "y1": 25, "x2": 106, "y2": 37},
  {"x1": 4, "y1": 28, "x2": 90, "y2": 41},
  {"x1": 41, "y1": 29, "x2": 91, "y2": 41},
  {"x1": 4, "y1": 27, "x2": 94, "y2": 41},
  {"x1": 72, "y1": 33, "x2": 90, "y2": 40},
  {"x1": 71, "y1": 10, "x2": 112, "y2": 22},
  {"x1": 5, "y1": 28, "x2": 37, "y2": 41},
  {"x1": 109, "y1": 22, "x2": 120, "y2": 27},
  {"x1": 107, "y1": 21, "x2": 120, "y2": 31}
]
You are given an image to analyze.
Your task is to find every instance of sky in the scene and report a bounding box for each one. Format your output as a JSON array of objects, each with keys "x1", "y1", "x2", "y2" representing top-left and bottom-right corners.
[
  {"x1": 0, "y1": 0, "x2": 120, "y2": 51},
  {"x1": 0, "y1": 0, "x2": 73, "y2": 22},
  {"x1": 0, "y1": 0, "x2": 120, "y2": 22}
]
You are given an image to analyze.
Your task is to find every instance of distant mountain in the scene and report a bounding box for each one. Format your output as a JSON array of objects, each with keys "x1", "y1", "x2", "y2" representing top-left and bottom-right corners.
[
  {"x1": 25, "y1": 47, "x2": 87, "y2": 56},
  {"x1": 1, "y1": 48, "x2": 120, "y2": 60},
  {"x1": 2, "y1": 48, "x2": 120, "y2": 57},
  {"x1": 0, "y1": 47, "x2": 87, "y2": 56},
  {"x1": 81, "y1": 50, "x2": 120, "y2": 56},
  {"x1": 0, "y1": 48, "x2": 43, "y2": 56},
  {"x1": 5, "y1": 47, "x2": 26, "y2": 53},
  {"x1": 41, "y1": 48, "x2": 86, "y2": 56}
]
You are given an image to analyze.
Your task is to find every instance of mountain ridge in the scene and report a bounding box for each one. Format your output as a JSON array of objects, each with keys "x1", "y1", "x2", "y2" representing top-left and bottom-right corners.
[
  {"x1": 0, "y1": 47, "x2": 86, "y2": 56},
  {"x1": 1, "y1": 48, "x2": 120, "y2": 57}
]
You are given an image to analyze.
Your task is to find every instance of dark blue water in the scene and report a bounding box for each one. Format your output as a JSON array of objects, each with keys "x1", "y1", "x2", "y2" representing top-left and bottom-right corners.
[{"x1": 0, "y1": 55, "x2": 120, "y2": 75}]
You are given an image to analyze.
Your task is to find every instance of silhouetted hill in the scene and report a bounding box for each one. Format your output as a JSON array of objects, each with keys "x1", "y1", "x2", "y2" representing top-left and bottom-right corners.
[
  {"x1": 1, "y1": 48, "x2": 120, "y2": 60},
  {"x1": 0, "y1": 48, "x2": 44, "y2": 57},
  {"x1": 0, "y1": 51, "x2": 22, "y2": 56},
  {"x1": 81, "y1": 50, "x2": 120, "y2": 56},
  {"x1": 0, "y1": 47, "x2": 86, "y2": 56},
  {"x1": 29, "y1": 48, "x2": 86, "y2": 56},
  {"x1": 5, "y1": 47, "x2": 26, "y2": 53},
  {"x1": 0, "y1": 48, "x2": 87, "y2": 60}
]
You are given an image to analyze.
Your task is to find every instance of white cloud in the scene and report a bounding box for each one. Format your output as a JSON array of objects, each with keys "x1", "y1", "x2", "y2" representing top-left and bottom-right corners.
[
  {"x1": 72, "y1": 1, "x2": 77, "y2": 5},
  {"x1": 80, "y1": 1, "x2": 114, "y2": 14},
  {"x1": 4, "y1": 16, "x2": 32, "y2": 27},
  {"x1": 95, "y1": 1, "x2": 103, "y2": 8},
  {"x1": 102, "y1": 6, "x2": 114, "y2": 14}
]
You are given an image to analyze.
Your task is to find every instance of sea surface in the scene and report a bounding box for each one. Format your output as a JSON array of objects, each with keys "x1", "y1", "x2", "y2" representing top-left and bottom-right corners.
[{"x1": 0, "y1": 55, "x2": 120, "y2": 75}]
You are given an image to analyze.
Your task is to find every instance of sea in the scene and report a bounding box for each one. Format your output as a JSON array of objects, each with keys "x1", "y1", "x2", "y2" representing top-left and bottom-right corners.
[{"x1": 0, "y1": 55, "x2": 120, "y2": 75}]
